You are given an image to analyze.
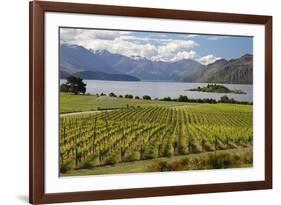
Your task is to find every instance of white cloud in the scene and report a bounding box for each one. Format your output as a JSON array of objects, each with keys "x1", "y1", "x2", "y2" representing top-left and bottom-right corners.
[
  {"x1": 196, "y1": 54, "x2": 221, "y2": 65},
  {"x1": 159, "y1": 40, "x2": 198, "y2": 53},
  {"x1": 207, "y1": 36, "x2": 230, "y2": 40},
  {"x1": 60, "y1": 28, "x2": 220, "y2": 64},
  {"x1": 152, "y1": 40, "x2": 198, "y2": 61},
  {"x1": 170, "y1": 50, "x2": 197, "y2": 62},
  {"x1": 80, "y1": 37, "x2": 158, "y2": 60},
  {"x1": 185, "y1": 34, "x2": 198, "y2": 38}
]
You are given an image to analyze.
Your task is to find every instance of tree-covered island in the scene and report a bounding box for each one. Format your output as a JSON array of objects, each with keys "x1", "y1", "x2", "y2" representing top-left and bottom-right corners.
[{"x1": 187, "y1": 84, "x2": 246, "y2": 94}]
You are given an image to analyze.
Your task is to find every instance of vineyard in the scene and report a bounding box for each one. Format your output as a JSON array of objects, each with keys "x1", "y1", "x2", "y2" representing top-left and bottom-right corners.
[{"x1": 59, "y1": 102, "x2": 253, "y2": 175}]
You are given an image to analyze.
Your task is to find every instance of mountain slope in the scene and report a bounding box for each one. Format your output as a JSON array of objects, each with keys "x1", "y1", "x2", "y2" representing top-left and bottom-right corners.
[
  {"x1": 60, "y1": 44, "x2": 119, "y2": 74},
  {"x1": 179, "y1": 54, "x2": 253, "y2": 84},
  {"x1": 60, "y1": 43, "x2": 253, "y2": 84},
  {"x1": 60, "y1": 43, "x2": 201, "y2": 81},
  {"x1": 73, "y1": 71, "x2": 140, "y2": 81}
]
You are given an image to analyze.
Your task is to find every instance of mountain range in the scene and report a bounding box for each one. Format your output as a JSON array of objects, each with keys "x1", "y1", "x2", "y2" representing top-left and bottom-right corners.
[{"x1": 60, "y1": 43, "x2": 253, "y2": 84}]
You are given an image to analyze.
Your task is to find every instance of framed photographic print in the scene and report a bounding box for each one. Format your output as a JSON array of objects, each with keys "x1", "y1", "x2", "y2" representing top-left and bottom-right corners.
[{"x1": 29, "y1": 1, "x2": 272, "y2": 204}]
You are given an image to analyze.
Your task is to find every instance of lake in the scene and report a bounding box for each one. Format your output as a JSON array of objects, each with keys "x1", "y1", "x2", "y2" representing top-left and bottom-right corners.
[{"x1": 60, "y1": 80, "x2": 253, "y2": 102}]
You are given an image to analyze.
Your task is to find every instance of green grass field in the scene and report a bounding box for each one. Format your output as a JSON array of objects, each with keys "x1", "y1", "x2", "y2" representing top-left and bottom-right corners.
[
  {"x1": 59, "y1": 93, "x2": 253, "y2": 176},
  {"x1": 60, "y1": 92, "x2": 196, "y2": 113}
]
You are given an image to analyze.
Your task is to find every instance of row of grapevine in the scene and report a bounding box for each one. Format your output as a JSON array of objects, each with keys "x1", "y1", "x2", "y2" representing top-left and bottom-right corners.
[{"x1": 59, "y1": 105, "x2": 253, "y2": 172}]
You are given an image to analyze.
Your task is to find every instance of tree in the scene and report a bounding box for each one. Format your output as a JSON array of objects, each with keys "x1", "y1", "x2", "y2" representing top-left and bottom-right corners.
[
  {"x1": 143, "y1": 95, "x2": 151, "y2": 100},
  {"x1": 60, "y1": 75, "x2": 86, "y2": 94},
  {"x1": 161, "y1": 97, "x2": 172, "y2": 101},
  {"x1": 220, "y1": 95, "x2": 230, "y2": 103},
  {"x1": 125, "y1": 94, "x2": 133, "y2": 99},
  {"x1": 178, "y1": 95, "x2": 188, "y2": 102},
  {"x1": 109, "y1": 92, "x2": 117, "y2": 97}
]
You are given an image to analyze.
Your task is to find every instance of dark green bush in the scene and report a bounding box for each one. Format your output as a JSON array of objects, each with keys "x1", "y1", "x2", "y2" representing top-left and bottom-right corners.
[
  {"x1": 189, "y1": 141, "x2": 202, "y2": 153},
  {"x1": 147, "y1": 149, "x2": 253, "y2": 172},
  {"x1": 163, "y1": 143, "x2": 174, "y2": 157},
  {"x1": 80, "y1": 161, "x2": 94, "y2": 169},
  {"x1": 204, "y1": 141, "x2": 215, "y2": 151},
  {"x1": 143, "y1": 145, "x2": 157, "y2": 159},
  {"x1": 124, "y1": 151, "x2": 140, "y2": 162},
  {"x1": 125, "y1": 94, "x2": 133, "y2": 99},
  {"x1": 60, "y1": 161, "x2": 72, "y2": 174},
  {"x1": 109, "y1": 92, "x2": 117, "y2": 97},
  {"x1": 143, "y1": 95, "x2": 151, "y2": 100},
  {"x1": 105, "y1": 155, "x2": 117, "y2": 165}
]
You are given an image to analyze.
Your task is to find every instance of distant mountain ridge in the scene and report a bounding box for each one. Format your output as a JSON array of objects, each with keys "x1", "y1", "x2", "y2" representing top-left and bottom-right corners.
[
  {"x1": 179, "y1": 54, "x2": 253, "y2": 84},
  {"x1": 60, "y1": 43, "x2": 253, "y2": 84},
  {"x1": 60, "y1": 43, "x2": 201, "y2": 81},
  {"x1": 61, "y1": 70, "x2": 140, "y2": 81}
]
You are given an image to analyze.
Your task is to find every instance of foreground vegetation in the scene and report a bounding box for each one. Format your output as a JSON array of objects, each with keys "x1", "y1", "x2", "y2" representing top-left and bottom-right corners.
[
  {"x1": 62, "y1": 148, "x2": 252, "y2": 176},
  {"x1": 59, "y1": 94, "x2": 253, "y2": 175}
]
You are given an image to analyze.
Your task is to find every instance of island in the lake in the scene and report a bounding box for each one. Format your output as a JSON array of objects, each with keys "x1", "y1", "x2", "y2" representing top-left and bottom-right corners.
[{"x1": 186, "y1": 84, "x2": 246, "y2": 94}]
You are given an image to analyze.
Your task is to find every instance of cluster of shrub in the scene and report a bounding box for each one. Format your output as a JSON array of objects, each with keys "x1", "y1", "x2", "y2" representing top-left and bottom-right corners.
[
  {"x1": 160, "y1": 95, "x2": 253, "y2": 105},
  {"x1": 97, "y1": 92, "x2": 152, "y2": 100},
  {"x1": 147, "y1": 149, "x2": 253, "y2": 172},
  {"x1": 95, "y1": 92, "x2": 252, "y2": 105}
]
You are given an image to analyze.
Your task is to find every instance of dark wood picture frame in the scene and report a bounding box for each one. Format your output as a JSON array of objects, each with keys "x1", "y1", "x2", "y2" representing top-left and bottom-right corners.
[{"x1": 29, "y1": 1, "x2": 272, "y2": 204}]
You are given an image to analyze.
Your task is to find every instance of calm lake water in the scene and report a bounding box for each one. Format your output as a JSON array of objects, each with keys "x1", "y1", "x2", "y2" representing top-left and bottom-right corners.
[{"x1": 60, "y1": 80, "x2": 253, "y2": 102}]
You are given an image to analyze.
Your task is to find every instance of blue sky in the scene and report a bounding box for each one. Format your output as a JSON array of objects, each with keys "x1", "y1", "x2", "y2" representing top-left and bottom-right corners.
[
  {"x1": 60, "y1": 28, "x2": 253, "y2": 65},
  {"x1": 191, "y1": 35, "x2": 253, "y2": 60}
]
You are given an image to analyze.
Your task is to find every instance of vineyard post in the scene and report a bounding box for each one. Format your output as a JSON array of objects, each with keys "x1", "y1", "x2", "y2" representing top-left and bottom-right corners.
[
  {"x1": 188, "y1": 135, "x2": 193, "y2": 154},
  {"x1": 214, "y1": 135, "x2": 218, "y2": 152},
  {"x1": 214, "y1": 135, "x2": 218, "y2": 164},
  {"x1": 99, "y1": 149, "x2": 102, "y2": 163},
  {"x1": 201, "y1": 137, "x2": 205, "y2": 152},
  {"x1": 92, "y1": 114, "x2": 97, "y2": 153},
  {"x1": 140, "y1": 143, "x2": 144, "y2": 159},
  {"x1": 61, "y1": 126, "x2": 66, "y2": 164},
  {"x1": 75, "y1": 129, "x2": 80, "y2": 168},
  {"x1": 158, "y1": 144, "x2": 161, "y2": 157},
  {"x1": 63, "y1": 126, "x2": 66, "y2": 140}
]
